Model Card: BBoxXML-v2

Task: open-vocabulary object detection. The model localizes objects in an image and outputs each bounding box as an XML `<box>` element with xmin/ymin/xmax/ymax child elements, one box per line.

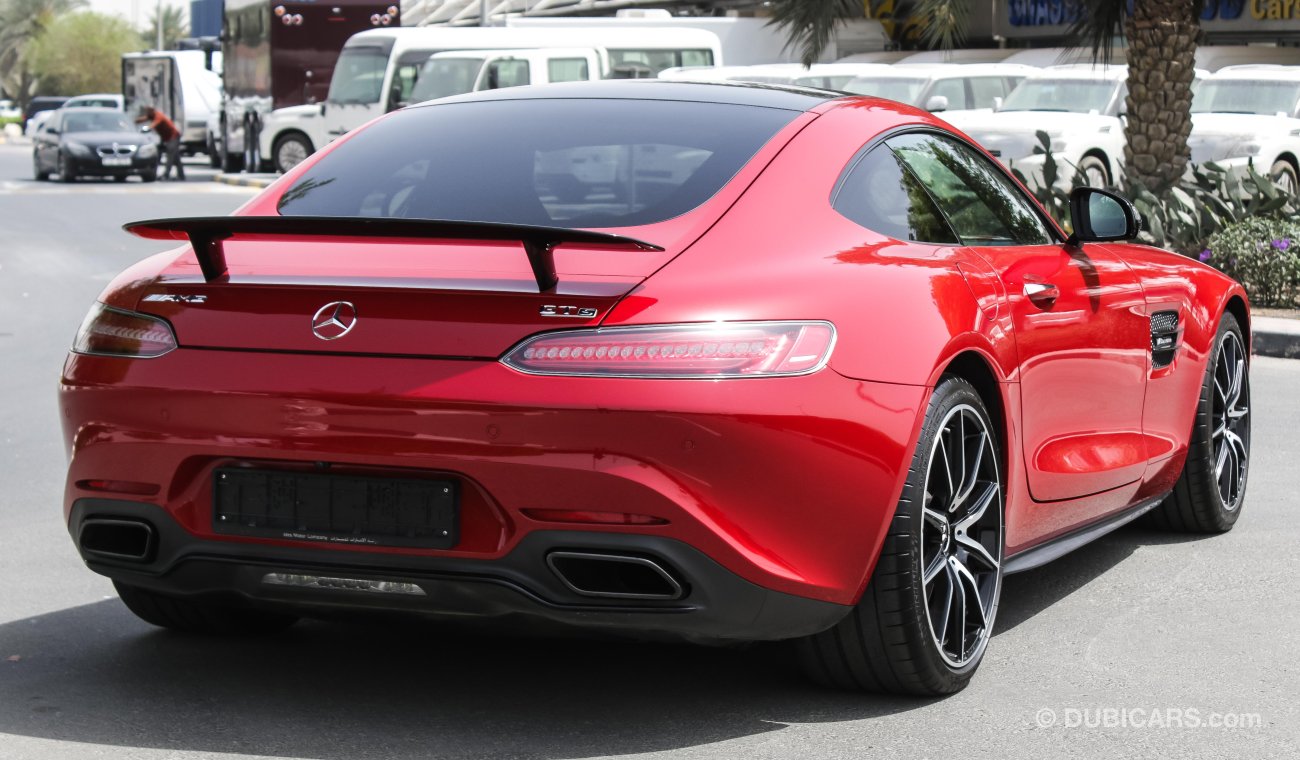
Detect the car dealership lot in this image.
<box><xmin>0</xmin><ymin>140</ymin><xmax>1297</xmax><ymax>759</ymax></box>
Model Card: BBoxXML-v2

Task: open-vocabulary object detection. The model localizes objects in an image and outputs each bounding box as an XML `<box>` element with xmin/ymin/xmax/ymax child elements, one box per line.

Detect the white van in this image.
<box><xmin>657</xmin><ymin>64</ymin><xmax>812</xmax><ymax>85</ymax></box>
<box><xmin>255</xmin><ymin>25</ymin><xmax>722</xmax><ymax>173</ymax></box>
<box><xmin>121</xmin><ymin>50</ymin><xmax>222</xmax><ymax>156</ymax></box>
<box><xmin>409</xmin><ymin>48</ymin><xmax>605</xmax><ymax>104</ymax></box>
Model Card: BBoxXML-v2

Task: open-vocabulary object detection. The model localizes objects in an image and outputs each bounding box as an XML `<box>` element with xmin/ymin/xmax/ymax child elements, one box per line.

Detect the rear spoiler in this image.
<box><xmin>123</xmin><ymin>216</ymin><xmax>664</xmax><ymax>292</ymax></box>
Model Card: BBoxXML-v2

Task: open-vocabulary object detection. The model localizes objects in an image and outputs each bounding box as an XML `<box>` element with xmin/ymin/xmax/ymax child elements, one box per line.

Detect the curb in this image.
<box><xmin>213</xmin><ymin>172</ymin><xmax>276</xmax><ymax>189</ymax></box>
<box><xmin>1252</xmin><ymin>316</ymin><xmax>1300</xmax><ymax>360</ymax></box>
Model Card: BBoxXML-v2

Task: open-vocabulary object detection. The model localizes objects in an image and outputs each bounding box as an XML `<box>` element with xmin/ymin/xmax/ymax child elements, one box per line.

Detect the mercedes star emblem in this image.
<box><xmin>311</xmin><ymin>301</ymin><xmax>357</xmax><ymax>341</ymax></box>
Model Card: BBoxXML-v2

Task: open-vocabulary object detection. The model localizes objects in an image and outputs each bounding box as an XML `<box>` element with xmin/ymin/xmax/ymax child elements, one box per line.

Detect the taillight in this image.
<box><xmin>502</xmin><ymin>321</ymin><xmax>835</xmax><ymax>378</ymax></box>
<box><xmin>72</xmin><ymin>303</ymin><xmax>177</xmax><ymax>358</ymax></box>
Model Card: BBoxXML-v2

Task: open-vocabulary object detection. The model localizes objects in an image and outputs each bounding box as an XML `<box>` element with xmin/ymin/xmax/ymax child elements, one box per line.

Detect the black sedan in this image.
<box><xmin>33</xmin><ymin>107</ymin><xmax>160</xmax><ymax>183</ymax></box>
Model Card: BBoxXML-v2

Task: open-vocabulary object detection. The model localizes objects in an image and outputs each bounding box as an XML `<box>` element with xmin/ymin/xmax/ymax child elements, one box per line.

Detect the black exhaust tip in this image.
<box><xmin>79</xmin><ymin>518</ymin><xmax>156</xmax><ymax>563</ymax></box>
<box><xmin>546</xmin><ymin>551</ymin><xmax>685</xmax><ymax>601</ymax></box>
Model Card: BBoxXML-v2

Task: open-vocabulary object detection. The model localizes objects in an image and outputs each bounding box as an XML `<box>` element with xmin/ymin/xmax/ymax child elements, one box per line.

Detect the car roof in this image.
<box><xmin>414</xmin><ymin>79</ymin><xmax>841</xmax><ymax>112</ymax></box>
<box><xmin>1210</xmin><ymin>64</ymin><xmax>1300</xmax><ymax>81</ymax></box>
<box><xmin>893</xmin><ymin>63</ymin><xmax>1039</xmax><ymax>77</ymax></box>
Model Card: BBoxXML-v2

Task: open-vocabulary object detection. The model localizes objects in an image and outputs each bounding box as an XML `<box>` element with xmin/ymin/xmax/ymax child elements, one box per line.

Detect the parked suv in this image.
<box><xmin>841</xmin><ymin>63</ymin><xmax>1036</xmax><ymax>122</ymax></box>
<box><xmin>957</xmin><ymin>65</ymin><xmax>1131</xmax><ymax>188</ymax></box>
<box><xmin>1189</xmin><ymin>64</ymin><xmax>1300</xmax><ymax>191</ymax></box>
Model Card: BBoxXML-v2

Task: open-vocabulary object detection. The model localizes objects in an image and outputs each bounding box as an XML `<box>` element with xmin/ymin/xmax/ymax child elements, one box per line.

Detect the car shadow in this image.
<box><xmin>0</xmin><ymin>522</ymin><xmax>1214</xmax><ymax>759</ymax></box>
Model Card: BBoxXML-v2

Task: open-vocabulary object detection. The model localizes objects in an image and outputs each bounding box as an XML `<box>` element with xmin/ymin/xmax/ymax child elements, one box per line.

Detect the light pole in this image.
<box><xmin>156</xmin><ymin>0</ymin><xmax>164</xmax><ymax>49</ymax></box>
<box><xmin>480</xmin><ymin>0</ymin><xmax>487</xmax><ymax>26</ymax></box>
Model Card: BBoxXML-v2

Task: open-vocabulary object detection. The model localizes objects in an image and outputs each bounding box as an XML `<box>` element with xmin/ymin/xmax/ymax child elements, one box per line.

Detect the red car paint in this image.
<box><xmin>60</xmin><ymin>85</ymin><xmax>1249</xmax><ymax>616</ymax></box>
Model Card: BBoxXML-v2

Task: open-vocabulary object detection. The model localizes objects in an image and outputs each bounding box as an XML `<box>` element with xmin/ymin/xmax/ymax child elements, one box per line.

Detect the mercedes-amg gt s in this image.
<box><xmin>60</xmin><ymin>81</ymin><xmax>1251</xmax><ymax>696</ymax></box>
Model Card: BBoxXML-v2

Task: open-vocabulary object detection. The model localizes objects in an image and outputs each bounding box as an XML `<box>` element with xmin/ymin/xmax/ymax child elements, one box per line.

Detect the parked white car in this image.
<box><xmin>1189</xmin><ymin>65</ymin><xmax>1300</xmax><ymax>191</ymax></box>
<box><xmin>790</xmin><ymin>63</ymin><xmax>893</xmax><ymax>91</ymax></box>
<box><xmin>840</xmin><ymin>63</ymin><xmax>1037</xmax><ymax>121</ymax></box>
<box><xmin>657</xmin><ymin>64</ymin><xmax>810</xmax><ymax>84</ymax></box>
<box><xmin>62</xmin><ymin>93</ymin><xmax>124</xmax><ymax>110</ymax></box>
<box><xmin>956</xmin><ymin>65</ymin><xmax>1131</xmax><ymax>188</ymax></box>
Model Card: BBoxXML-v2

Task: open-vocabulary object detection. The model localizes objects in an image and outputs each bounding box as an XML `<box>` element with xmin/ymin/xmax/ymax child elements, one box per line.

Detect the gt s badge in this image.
<box><xmin>143</xmin><ymin>294</ymin><xmax>208</xmax><ymax>304</ymax></box>
<box><xmin>540</xmin><ymin>305</ymin><xmax>599</xmax><ymax>319</ymax></box>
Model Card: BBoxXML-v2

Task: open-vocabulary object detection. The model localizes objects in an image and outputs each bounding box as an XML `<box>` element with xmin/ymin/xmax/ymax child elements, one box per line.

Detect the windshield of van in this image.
<box><xmin>277</xmin><ymin>98</ymin><xmax>798</xmax><ymax>229</ymax></box>
<box><xmin>328</xmin><ymin>47</ymin><xmax>389</xmax><ymax>104</ymax></box>
<box><xmin>1000</xmin><ymin>79</ymin><xmax>1118</xmax><ymax>113</ymax></box>
<box><xmin>1192</xmin><ymin>80</ymin><xmax>1300</xmax><ymax>116</ymax></box>
<box><xmin>842</xmin><ymin>77</ymin><xmax>927</xmax><ymax>105</ymax></box>
<box><xmin>410</xmin><ymin>57</ymin><xmax>485</xmax><ymax>103</ymax></box>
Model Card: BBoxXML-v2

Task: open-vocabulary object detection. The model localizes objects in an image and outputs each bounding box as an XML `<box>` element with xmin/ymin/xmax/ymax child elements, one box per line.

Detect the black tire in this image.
<box><xmin>114</xmin><ymin>581</ymin><xmax>299</xmax><ymax>635</ymax></box>
<box><xmin>220</xmin><ymin>119</ymin><xmax>244</xmax><ymax>173</ymax></box>
<box><xmin>140</xmin><ymin>169</ymin><xmax>157</xmax><ymax>183</ymax></box>
<box><xmin>58</xmin><ymin>154</ymin><xmax>76</xmax><ymax>183</ymax></box>
<box><xmin>1270</xmin><ymin>159</ymin><xmax>1297</xmax><ymax>195</ymax></box>
<box><xmin>1144</xmin><ymin>313</ymin><xmax>1250</xmax><ymax>533</ymax></box>
<box><xmin>1079</xmin><ymin>154</ymin><xmax>1110</xmax><ymax>188</ymax></box>
<box><xmin>796</xmin><ymin>377</ymin><xmax>1004</xmax><ymax>695</ymax></box>
<box><xmin>113</xmin><ymin>174</ymin><xmax>128</xmax><ymax>183</ymax></box>
<box><xmin>33</xmin><ymin>153</ymin><xmax>48</xmax><ymax>181</ymax></box>
<box><xmin>272</xmin><ymin>131</ymin><xmax>313</xmax><ymax>174</ymax></box>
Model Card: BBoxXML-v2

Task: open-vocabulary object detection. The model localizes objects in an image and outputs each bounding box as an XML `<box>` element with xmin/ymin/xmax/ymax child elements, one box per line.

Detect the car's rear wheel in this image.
<box><xmin>1144</xmin><ymin>313</ymin><xmax>1250</xmax><ymax>533</ymax></box>
<box><xmin>114</xmin><ymin>581</ymin><xmax>299</xmax><ymax>635</ymax></box>
<box><xmin>796</xmin><ymin>377</ymin><xmax>1003</xmax><ymax>695</ymax></box>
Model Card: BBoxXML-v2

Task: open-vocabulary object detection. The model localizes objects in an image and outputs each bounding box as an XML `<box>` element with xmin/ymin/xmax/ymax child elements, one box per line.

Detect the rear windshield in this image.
<box><xmin>277</xmin><ymin>98</ymin><xmax>799</xmax><ymax>229</ymax></box>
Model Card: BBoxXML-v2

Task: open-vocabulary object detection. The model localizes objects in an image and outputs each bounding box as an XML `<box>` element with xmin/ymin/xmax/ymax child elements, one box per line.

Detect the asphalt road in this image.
<box><xmin>1</xmin><ymin>140</ymin><xmax>1297</xmax><ymax>760</ymax></box>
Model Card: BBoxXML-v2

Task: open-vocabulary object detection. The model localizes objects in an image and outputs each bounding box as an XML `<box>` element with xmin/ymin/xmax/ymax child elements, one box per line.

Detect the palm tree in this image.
<box><xmin>0</xmin><ymin>0</ymin><xmax>87</xmax><ymax>108</ymax></box>
<box><xmin>766</xmin><ymin>0</ymin><xmax>1202</xmax><ymax>194</ymax></box>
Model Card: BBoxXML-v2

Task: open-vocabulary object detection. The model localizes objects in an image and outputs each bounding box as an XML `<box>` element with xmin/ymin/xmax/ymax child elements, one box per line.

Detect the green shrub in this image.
<box><xmin>1204</xmin><ymin>217</ymin><xmax>1300</xmax><ymax>307</ymax></box>
<box><xmin>1009</xmin><ymin>131</ymin><xmax>1298</xmax><ymax>260</ymax></box>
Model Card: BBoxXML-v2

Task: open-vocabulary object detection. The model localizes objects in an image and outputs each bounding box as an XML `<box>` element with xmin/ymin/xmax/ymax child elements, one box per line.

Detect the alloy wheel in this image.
<box><xmin>1211</xmin><ymin>331</ymin><xmax>1250</xmax><ymax>511</ymax></box>
<box><xmin>920</xmin><ymin>404</ymin><xmax>1002</xmax><ymax>668</ymax></box>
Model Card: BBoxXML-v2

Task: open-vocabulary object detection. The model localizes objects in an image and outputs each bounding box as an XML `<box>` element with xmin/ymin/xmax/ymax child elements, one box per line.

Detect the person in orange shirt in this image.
<box><xmin>134</xmin><ymin>106</ymin><xmax>185</xmax><ymax>181</ymax></box>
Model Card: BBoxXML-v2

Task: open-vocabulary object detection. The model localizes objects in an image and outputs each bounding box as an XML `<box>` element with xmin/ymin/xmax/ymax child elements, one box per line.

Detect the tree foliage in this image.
<box><xmin>0</xmin><ymin>0</ymin><xmax>86</xmax><ymax>105</ymax></box>
<box><xmin>143</xmin><ymin>4</ymin><xmax>188</xmax><ymax>52</ymax></box>
<box><xmin>29</xmin><ymin>11</ymin><xmax>140</xmax><ymax>96</ymax></box>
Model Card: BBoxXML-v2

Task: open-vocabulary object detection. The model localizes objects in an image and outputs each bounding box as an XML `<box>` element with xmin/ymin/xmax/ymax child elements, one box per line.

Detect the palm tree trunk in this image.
<box><xmin>1122</xmin><ymin>3</ymin><xmax>1200</xmax><ymax>192</ymax></box>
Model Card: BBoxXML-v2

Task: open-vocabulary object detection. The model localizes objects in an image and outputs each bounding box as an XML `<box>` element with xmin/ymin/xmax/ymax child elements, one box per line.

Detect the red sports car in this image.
<box><xmin>60</xmin><ymin>81</ymin><xmax>1251</xmax><ymax>696</ymax></box>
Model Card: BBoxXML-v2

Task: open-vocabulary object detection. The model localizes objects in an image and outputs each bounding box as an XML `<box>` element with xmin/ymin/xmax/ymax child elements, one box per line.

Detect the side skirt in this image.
<box><xmin>1003</xmin><ymin>493</ymin><xmax>1168</xmax><ymax>575</ymax></box>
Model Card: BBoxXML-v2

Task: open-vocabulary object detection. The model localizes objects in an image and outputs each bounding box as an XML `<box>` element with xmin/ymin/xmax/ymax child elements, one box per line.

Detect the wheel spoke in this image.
<box><xmin>935</xmin><ymin>436</ymin><xmax>955</xmax><ymax>506</ymax></box>
<box><xmin>951</xmin><ymin>430</ymin><xmax>987</xmax><ymax>512</ymax></box>
<box><xmin>954</xmin><ymin>482</ymin><xmax>998</xmax><ymax>533</ymax></box>
<box><xmin>951</xmin><ymin>559</ymin><xmax>969</xmax><ymax>661</ymax></box>
<box><xmin>956</xmin><ymin>531</ymin><xmax>999</xmax><ymax>572</ymax></box>
<box><xmin>923</xmin><ymin>551</ymin><xmax>947</xmax><ymax>585</ymax></box>
<box><xmin>952</xmin><ymin>558</ymin><xmax>988</xmax><ymax>631</ymax></box>
<box><xmin>932</xmin><ymin>563</ymin><xmax>955</xmax><ymax>648</ymax></box>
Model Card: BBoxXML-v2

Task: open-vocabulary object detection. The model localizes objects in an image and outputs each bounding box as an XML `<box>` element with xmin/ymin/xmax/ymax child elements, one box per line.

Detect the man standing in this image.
<box><xmin>135</xmin><ymin>106</ymin><xmax>185</xmax><ymax>181</ymax></box>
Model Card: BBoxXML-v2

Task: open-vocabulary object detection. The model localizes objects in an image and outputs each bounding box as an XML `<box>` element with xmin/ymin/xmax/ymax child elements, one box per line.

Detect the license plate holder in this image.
<box><xmin>213</xmin><ymin>468</ymin><xmax>458</xmax><ymax>549</ymax></box>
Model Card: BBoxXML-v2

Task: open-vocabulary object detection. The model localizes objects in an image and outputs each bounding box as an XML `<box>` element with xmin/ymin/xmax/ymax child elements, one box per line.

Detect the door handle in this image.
<box><xmin>1023</xmin><ymin>282</ymin><xmax>1059</xmax><ymax>307</ymax></box>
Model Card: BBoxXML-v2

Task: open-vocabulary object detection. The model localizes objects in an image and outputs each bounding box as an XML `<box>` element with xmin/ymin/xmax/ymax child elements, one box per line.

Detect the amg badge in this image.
<box><xmin>143</xmin><ymin>294</ymin><xmax>207</xmax><ymax>304</ymax></box>
<box><xmin>540</xmin><ymin>305</ymin><xmax>599</xmax><ymax>319</ymax></box>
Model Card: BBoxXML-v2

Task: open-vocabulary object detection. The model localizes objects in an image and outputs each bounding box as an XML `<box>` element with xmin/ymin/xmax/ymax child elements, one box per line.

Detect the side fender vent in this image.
<box><xmin>1151</xmin><ymin>310</ymin><xmax>1180</xmax><ymax>369</ymax></box>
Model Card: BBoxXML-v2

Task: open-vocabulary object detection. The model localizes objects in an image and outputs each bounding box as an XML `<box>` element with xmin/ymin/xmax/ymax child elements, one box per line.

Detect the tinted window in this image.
<box><xmin>833</xmin><ymin>145</ymin><xmax>959</xmax><ymax>244</ymax></box>
<box><xmin>278</xmin><ymin>98</ymin><xmax>797</xmax><ymax>229</ymax></box>
<box><xmin>887</xmin><ymin>133</ymin><xmax>1052</xmax><ymax>245</ymax></box>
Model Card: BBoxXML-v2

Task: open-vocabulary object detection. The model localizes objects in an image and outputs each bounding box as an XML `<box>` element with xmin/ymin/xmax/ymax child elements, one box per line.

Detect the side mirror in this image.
<box><xmin>1067</xmin><ymin>187</ymin><xmax>1140</xmax><ymax>245</ymax></box>
<box><xmin>924</xmin><ymin>94</ymin><xmax>949</xmax><ymax>113</ymax></box>
<box><xmin>387</xmin><ymin>84</ymin><xmax>404</xmax><ymax>112</ymax></box>
<box><xmin>319</xmin><ymin>102</ymin><xmax>327</xmax><ymax>117</ymax></box>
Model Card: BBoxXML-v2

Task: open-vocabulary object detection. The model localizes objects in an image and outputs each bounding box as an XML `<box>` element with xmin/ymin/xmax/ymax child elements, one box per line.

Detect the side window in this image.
<box><xmin>886</xmin><ymin>132</ymin><xmax>1053</xmax><ymax>246</ymax></box>
<box><xmin>969</xmin><ymin>78</ymin><xmax>1006</xmax><ymax>109</ymax></box>
<box><xmin>548</xmin><ymin>58</ymin><xmax>590</xmax><ymax>83</ymax></box>
<box><xmin>392</xmin><ymin>63</ymin><xmax>421</xmax><ymax>107</ymax></box>
<box><xmin>929</xmin><ymin>78</ymin><xmax>968</xmax><ymax>110</ymax></box>
<box><xmin>485</xmin><ymin>59</ymin><xmax>530</xmax><ymax>90</ymax></box>
<box><xmin>833</xmin><ymin>145</ymin><xmax>959</xmax><ymax>244</ymax></box>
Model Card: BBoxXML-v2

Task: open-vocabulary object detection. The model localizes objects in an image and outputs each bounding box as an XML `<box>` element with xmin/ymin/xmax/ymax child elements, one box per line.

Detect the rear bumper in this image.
<box><xmin>61</xmin><ymin>348</ymin><xmax>927</xmax><ymax>627</ymax></box>
<box><xmin>70</xmin><ymin>498</ymin><xmax>850</xmax><ymax>642</ymax></box>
